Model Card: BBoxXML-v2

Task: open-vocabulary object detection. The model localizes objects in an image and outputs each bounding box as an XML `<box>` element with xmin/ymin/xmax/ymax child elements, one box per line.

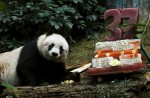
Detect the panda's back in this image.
<box><xmin>0</xmin><ymin>47</ymin><xmax>22</xmax><ymax>86</ymax></box>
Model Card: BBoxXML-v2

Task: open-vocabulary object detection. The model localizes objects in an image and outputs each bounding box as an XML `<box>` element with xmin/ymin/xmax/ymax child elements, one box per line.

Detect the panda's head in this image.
<box><xmin>37</xmin><ymin>33</ymin><xmax>69</xmax><ymax>62</ymax></box>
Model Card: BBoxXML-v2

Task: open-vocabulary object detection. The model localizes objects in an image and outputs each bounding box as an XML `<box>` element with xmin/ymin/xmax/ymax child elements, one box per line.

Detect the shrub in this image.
<box><xmin>0</xmin><ymin>0</ymin><xmax>105</xmax><ymax>52</ymax></box>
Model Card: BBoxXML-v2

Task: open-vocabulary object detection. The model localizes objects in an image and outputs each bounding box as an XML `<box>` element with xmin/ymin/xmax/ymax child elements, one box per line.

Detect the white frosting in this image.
<box><xmin>92</xmin><ymin>57</ymin><xmax>114</xmax><ymax>68</ymax></box>
<box><xmin>119</xmin><ymin>54</ymin><xmax>142</xmax><ymax>65</ymax></box>
<box><xmin>95</xmin><ymin>39</ymin><xmax>140</xmax><ymax>51</ymax></box>
<box><xmin>92</xmin><ymin>54</ymin><xmax>142</xmax><ymax>68</ymax></box>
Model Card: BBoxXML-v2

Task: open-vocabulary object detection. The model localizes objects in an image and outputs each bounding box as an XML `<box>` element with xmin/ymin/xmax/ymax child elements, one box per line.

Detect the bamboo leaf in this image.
<box><xmin>1</xmin><ymin>82</ymin><xmax>17</xmax><ymax>91</ymax></box>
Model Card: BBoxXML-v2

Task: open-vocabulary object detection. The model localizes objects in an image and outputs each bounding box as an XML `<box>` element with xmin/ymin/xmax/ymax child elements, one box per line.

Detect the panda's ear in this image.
<box><xmin>45</xmin><ymin>28</ymin><xmax>54</xmax><ymax>35</ymax></box>
<box><xmin>45</xmin><ymin>32</ymin><xmax>53</xmax><ymax>36</ymax></box>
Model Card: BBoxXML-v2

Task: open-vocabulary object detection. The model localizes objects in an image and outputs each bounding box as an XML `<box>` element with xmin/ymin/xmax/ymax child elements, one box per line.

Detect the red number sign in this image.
<box><xmin>104</xmin><ymin>8</ymin><xmax>139</xmax><ymax>41</ymax></box>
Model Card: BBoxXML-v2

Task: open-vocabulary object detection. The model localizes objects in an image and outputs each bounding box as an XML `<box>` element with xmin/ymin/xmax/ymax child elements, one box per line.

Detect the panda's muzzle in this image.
<box><xmin>52</xmin><ymin>52</ymin><xmax>58</xmax><ymax>57</ymax></box>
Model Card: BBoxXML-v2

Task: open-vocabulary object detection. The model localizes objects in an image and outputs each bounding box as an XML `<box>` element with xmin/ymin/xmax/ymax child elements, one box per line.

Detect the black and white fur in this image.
<box><xmin>0</xmin><ymin>33</ymin><xmax>79</xmax><ymax>86</ymax></box>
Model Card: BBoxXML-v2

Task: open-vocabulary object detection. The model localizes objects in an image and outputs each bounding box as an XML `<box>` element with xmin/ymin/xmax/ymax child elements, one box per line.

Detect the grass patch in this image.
<box><xmin>66</xmin><ymin>33</ymin><xmax>106</xmax><ymax>67</ymax></box>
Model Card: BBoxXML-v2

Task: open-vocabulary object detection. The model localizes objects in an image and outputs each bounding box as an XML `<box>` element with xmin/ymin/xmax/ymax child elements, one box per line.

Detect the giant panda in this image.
<box><xmin>0</xmin><ymin>33</ymin><xmax>79</xmax><ymax>86</ymax></box>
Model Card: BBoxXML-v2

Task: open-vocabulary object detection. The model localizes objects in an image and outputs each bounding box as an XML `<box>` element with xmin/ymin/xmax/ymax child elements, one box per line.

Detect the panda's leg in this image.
<box><xmin>19</xmin><ymin>72</ymin><xmax>41</xmax><ymax>86</ymax></box>
<box><xmin>17</xmin><ymin>66</ymin><xmax>41</xmax><ymax>86</ymax></box>
<box><xmin>21</xmin><ymin>73</ymin><xmax>40</xmax><ymax>86</ymax></box>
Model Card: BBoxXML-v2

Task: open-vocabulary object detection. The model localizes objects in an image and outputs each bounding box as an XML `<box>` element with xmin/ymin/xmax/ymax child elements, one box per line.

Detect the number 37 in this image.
<box><xmin>104</xmin><ymin>8</ymin><xmax>139</xmax><ymax>41</ymax></box>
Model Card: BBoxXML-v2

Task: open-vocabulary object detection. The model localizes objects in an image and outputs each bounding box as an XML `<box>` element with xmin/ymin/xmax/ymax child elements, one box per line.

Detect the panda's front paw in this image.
<box><xmin>63</xmin><ymin>72</ymin><xmax>80</xmax><ymax>82</ymax></box>
<box><xmin>72</xmin><ymin>72</ymin><xmax>80</xmax><ymax>82</ymax></box>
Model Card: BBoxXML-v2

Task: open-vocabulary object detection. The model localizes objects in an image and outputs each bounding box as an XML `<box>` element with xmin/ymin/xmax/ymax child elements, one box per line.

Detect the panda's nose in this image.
<box><xmin>52</xmin><ymin>52</ymin><xmax>58</xmax><ymax>57</ymax></box>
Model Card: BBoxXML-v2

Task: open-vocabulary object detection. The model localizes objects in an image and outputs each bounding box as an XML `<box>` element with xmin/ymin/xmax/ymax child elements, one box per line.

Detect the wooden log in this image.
<box><xmin>2</xmin><ymin>83</ymin><xmax>134</xmax><ymax>98</ymax></box>
<box><xmin>2</xmin><ymin>72</ymin><xmax>150</xmax><ymax>98</ymax></box>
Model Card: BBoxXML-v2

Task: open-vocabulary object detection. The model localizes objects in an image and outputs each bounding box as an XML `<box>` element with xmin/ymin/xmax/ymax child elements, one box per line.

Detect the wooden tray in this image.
<box><xmin>87</xmin><ymin>63</ymin><xmax>147</xmax><ymax>76</ymax></box>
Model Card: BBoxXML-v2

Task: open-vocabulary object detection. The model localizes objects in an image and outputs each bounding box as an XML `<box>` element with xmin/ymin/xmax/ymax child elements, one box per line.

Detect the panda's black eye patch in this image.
<box><xmin>60</xmin><ymin>46</ymin><xmax>64</xmax><ymax>54</ymax></box>
<box><xmin>48</xmin><ymin>43</ymin><xmax>54</xmax><ymax>50</ymax></box>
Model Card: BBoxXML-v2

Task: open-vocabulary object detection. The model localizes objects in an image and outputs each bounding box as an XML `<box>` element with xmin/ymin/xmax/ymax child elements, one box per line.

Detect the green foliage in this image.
<box><xmin>0</xmin><ymin>82</ymin><xmax>16</xmax><ymax>98</ymax></box>
<box><xmin>1</xmin><ymin>82</ymin><xmax>17</xmax><ymax>91</ymax></box>
<box><xmin>0</xmin><ymin>1</ymin><xmax>8</xmax><ymax>15</ymax></box>
<box><xmin>0</xmin><ymin>0</ymin><xmax>105</xmax><ymax>52</ymax></box>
